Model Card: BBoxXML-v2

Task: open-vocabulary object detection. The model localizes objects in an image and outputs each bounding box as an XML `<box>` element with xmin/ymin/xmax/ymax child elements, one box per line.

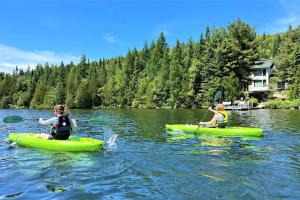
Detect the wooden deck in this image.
<box><xmin>224</xmin><ymin>105</ymin><xmax>262</xmax><ymax>111</ymax></box>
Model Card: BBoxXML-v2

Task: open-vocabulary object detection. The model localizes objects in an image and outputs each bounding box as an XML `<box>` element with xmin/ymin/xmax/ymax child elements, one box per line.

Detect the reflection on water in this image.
<box><xmin>1</xmin><ymin>108</ymin><xmax>300</xmax><ymax>199</ymax></box>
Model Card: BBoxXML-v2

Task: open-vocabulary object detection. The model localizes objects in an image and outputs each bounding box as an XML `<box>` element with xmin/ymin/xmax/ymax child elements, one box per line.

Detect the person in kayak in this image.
<box><xmin>34</xmin><ymin>105</ymin><xmax>77</xmax><ymax>140</ymax></box>
<box><xmin>199</xmin><ymin>104</ymin><xmax>228</xmax><ymax>128</ymax></box>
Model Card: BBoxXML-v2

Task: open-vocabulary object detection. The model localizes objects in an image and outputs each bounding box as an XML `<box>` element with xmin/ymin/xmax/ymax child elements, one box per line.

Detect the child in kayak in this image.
<box><xmin>34</xmin><ymin>105</ymin><xmax>77</xmax><ymax>140</ymax></box>
<box><xmin>199</xmin><ymin>104</ymin><xmax>228</xmax><ymax>128</ymax></box>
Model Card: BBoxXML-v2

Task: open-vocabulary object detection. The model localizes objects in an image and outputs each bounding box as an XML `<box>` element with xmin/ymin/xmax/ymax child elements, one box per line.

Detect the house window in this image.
<box><xmin>263</xmin><ymin>80</ymin><xmax>266</xmax><ymax>87</ymax></box>
<box><xmin>254</xmin><ymin>69</ymin><xmax>262</xmax><ymax>76</ymax></box>
<box><xmin>277</xmin><ymin>82</ymin><xmax>285</xmax><ymax>89</ymax></box>
<box><xmin>263</xmin><ymin>69</ymin><xmax>266</xmax><ymax>76</ymax></box>
<box><xmin>254</xmin><ymin>80</ymin><xmax>263</xmax><ymax>87</ymax></box>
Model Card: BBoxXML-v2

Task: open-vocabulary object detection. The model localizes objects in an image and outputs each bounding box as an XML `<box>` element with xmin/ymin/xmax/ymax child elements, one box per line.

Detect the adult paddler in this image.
<box><xmin>199</xmin><ymin>104</ymin><xmax>228</xmax><ymax>128</ymax></box>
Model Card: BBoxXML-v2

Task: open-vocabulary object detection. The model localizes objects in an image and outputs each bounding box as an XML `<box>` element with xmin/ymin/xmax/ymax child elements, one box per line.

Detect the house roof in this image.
<box><xmin>251</xmin><ymin>59</ymin><xmax>274</xmax><ymax>69</ymax></box>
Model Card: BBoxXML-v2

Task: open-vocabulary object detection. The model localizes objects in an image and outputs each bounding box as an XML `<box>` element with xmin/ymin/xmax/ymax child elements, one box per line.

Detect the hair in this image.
<box><xmin>54</xmin><ymin>105</ymin><xmax>69</xmax><ymax>116</ymax></box>
<box><xmin>216</xmin><ymin>104</ymin><xmax>224</xmax><ymax>111</ymax></box>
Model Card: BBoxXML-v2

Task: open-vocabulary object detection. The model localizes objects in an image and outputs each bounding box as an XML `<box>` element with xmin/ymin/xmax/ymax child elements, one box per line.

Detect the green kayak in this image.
<box><xmin>165</xmin><ymin>124</ymin><xmax>264</xmax><ymax>137</ymax></box>
<box><xmin>9</xmin><ymin>133</ymin><xmax>103</xmax><ymax>152</ymax></box>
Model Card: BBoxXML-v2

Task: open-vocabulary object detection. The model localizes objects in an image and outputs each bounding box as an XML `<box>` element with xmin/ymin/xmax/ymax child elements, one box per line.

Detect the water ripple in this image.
<box><xmin>1</xmin><ymin>108</ymin><xmax>300</xmax><ymax>199</ymax></box>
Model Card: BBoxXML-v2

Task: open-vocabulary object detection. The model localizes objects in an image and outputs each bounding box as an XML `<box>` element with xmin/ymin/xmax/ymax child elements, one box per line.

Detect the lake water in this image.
<box><xmin>1</xmin><ymin>108</ymin><xmax>300</xmax><ymax>199</ymax></box>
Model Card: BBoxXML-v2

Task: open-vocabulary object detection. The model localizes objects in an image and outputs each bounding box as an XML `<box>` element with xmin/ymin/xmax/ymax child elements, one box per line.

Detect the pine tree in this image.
<box><xmin>75</xmin><ymin>79</ymin><xmax>92</xmax><ymax>108</ymax></box>
<box><xmin>227</xmin><ymin>18</ymin><xmax>258</xmax><ymax>81</ymax></box>
<box><xmin>30</xmin><ymin>78</ymin><xmax>47</xmax><ymax>108</ymax></box>
<box><xmin>167</xmin><ymin>39</ymin><xmax>184</xmax><ymax>108</ymax></box>
<box><xmin>289</xmin><ymin>46</ymin><xmax>300</xmax><ymax>98</ymax></box>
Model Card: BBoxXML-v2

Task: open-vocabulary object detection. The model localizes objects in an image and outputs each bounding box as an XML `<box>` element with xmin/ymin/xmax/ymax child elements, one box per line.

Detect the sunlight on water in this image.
<box><xmin>1</xmin><ymin>108</ymin><xmax>300</xmax><ymax>199</ymax></box>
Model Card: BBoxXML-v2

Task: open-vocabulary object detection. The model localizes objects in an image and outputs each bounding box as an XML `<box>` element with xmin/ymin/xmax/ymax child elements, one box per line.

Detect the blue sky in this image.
<box><xmin>0</xmin><ymin>0</ymin><xmax>300</xmax><ymax>73</ymax></box>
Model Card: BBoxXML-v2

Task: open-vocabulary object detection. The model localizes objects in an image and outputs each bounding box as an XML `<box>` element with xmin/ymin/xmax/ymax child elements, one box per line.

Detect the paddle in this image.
<box><xmin>3</xmin><ymin>115</ymin><xmax>80</xmax><ymax>125</ymax></box>
<box><xmin>3</xmin><ymin>115</ymin><xmax>108</xmax><ymax>127</ymax></box>
<box><xmin>3</xmin><ymin>115</ymin><xmax>26</xmax><ymax>123</ymax></box>
<box><xmin>194</xmin><ymin>90</ymin><xmax>223</xmax><ymax>132</ymax></box>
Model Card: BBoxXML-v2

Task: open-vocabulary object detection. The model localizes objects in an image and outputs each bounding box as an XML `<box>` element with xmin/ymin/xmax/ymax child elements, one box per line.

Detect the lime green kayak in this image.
<box><xmin>9</xmin><ymin>133</ymin><xmax>103</xmax><ymax>152</ymax></box>
<box><xmin>165</xmin><ymin>124</ymin><xmax>264</xmax><ymax>137</ymax></box>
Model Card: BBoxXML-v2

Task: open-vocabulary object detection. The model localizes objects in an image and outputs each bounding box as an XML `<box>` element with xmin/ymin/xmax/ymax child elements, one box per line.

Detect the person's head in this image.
<box><xmin>53</xmin><ymin>105</ymin><xmax>69</xmax><ymax>116</ymax></box>
<box><xmin>216</xmin><ymin>104</ymin><xmax>225</xmax><ymax>112</ymax></box>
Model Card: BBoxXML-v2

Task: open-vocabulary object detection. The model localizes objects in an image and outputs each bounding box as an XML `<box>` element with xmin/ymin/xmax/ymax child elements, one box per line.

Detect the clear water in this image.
<box><xmin>1</xmin><ymin>109</ymin><xmax>300</xmax><ymax>199</ymax></box>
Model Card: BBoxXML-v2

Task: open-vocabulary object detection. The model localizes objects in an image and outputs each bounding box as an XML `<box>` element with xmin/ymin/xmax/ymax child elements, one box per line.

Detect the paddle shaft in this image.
<box><xmin>200</xmin><ymin>109</ymin><xmax>209</xmax><ymax>122</ymax></box>
<box><xmin>195</xmin><ymin>91</ymin><xmax>221</xmax><ymax>132</ymax></box>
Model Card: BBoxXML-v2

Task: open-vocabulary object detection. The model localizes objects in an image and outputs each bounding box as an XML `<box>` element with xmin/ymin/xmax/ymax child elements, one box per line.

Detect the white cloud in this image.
<box><xmin>0</xmin><ymin>44</ymin><xmax>79</xmax><ymax>73</ymax></box>
<box><xmin>277</xmin><ymin>15</ymin><xmax>299</xmax><ymax>25</ymax></box>
<box><xmin>260</xmin><ymin>15</ymin><xmax>300</xmax><ymax>34</ymax></box>
<box><xmin>259</xmin><ymin>0</ymin><xmax>300</xmax><ymax>34</ymax></box>
<box><xmin>103</xmin><ymin>33</ymin><xmax>120</xmax><ymax>44</ymax></box>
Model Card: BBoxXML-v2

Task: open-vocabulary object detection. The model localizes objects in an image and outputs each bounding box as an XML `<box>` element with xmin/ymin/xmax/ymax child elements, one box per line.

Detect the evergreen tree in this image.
<box><xmin>167</xmin><ymin>39</ymin><xmax>184</xmax><ymax>108</ymax></box>
<box><xmin>272</xmin><ymin>34</ymin><xmax>281</xmax><ymax>57</ymax></box>
<box><xmin>76</xmin><ymin>79</ymin><xmax>92</xmax><ymax>108</ymax></box>
<box><xmin>55</xmin><ymin>81</ymin><xmax>65</xmax><ymax>105</ymax></box>
<box><xmin>222</xmin><ymin>72</ymin><xmax>240</xmax><ymax>102</ymax></box>
<box><xmin>272</xmin><ymin>38</ymin><xmax>295</xmax><ymax>87</ymax></box>
<box><xmin>30</xmin><ymin>78</ymin><xmax>47</xmax><ymax>108</ymax></box>
<box><xmin>227</xmin><ymin>18</ymin><xmax>258</xmax><ymax>81</ymax></box>
<box><xmin>65</xmin><ymin>67</ymin><xmax>77</xmax><ymax>107</ymax></box>
<box><xmin>289</xmin><ymin>46</ymin><xmax>300</xmax><ymax>98</ymax></box>
<box><xmin>146</xmin><ymin>32</ymin><xmax>169</xmax><ymax>107</ymax></box>
<box><xmin>0</xmin><ymin>19</ymin><xmax>299</xmax><ymax>109</ymax></box>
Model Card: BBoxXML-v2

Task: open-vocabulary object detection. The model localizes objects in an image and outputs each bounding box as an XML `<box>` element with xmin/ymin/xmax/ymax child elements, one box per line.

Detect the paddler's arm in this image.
<box><xmin>199</xmin><ymin>107</ymin><xmax>217</xmax><ymax>125</ymax></box>
<box><xmin>39</xmin><ymin>117</ymin><xmax>56</xmax><ymax>125</ymax></box>
<box><xmin>208</xmin><ymin>107</ymin><xmax>218</xmax><ymax>114</ymax></box>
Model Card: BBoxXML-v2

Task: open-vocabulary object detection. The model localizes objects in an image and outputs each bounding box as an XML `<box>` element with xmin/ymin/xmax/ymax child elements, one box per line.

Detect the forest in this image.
<box><xmin>0</xmin><ymin>19</ymin><xmax>300</xmax><ymax>109</ymax></box>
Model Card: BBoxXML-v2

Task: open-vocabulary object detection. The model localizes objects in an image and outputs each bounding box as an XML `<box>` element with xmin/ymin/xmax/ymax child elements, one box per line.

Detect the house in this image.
<box><xmin>248</xmin><ymin>59</ymin><xmax>275</xmax><ymax>93</ymax></box>
<box><xmin>246</xmin><ymin>59</ymin><xmax>290</xmax><ymax>100</ymax></box>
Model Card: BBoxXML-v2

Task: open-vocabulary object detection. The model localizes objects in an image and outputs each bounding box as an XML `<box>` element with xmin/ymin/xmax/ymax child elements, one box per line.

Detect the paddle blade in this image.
<box><xmin>3</xmin><ymin>116</ymin><xmax>24</xmax><ymax>123</ymax></box>
<box><xmin>213</xmin><ymin>90</ymin><xmax>223</xmax><ymax>105</ymax></box>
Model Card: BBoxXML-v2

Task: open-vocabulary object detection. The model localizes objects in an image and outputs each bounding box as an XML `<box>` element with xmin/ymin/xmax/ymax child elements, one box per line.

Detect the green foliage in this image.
<box><xmin>249</xmin><ymin>97</ymin><xmax>259</xmax><ymax>106</ymax></box>
<box><xmin>30</xmin><ymin>79</ymin><xmax>47</xmax><ymax>108</ymax></box>
<box><xmin>256</xmin><ymin>34</ymin><xmax>274</xmax><ymax>59</ymax></box>
<box><xmin>290</xmin><ymin>99</ymin><xmax>300</xmax><ymax>108</ymax></box>
<box><xmin>265</xmin><ymin>98</ymin><xmax>283</xmax><ymax>109</ymax></box>
<box><xmin>222</xmin><ymin>72</ymin><xmax>240</xmax><ymax>102</ymax></box>
<box><xmin>75</xmin><ymin>79</ymin><xmax>92</xmax><ymax>108</ymax></box>
<box><xmin>289</xmin><ymin>46</ymin><xmax>300</xmax><ymax>98</ymax></box>
<box><xmin>17</xmin><ymin>92</ymin><xmax>31</xmax><ymax>107</ymax></box>
<box><xmin>227</xmin><ymin>18</ymin><xmax>258</xmax><ymax>80</ymax></box>
<box><xmin>0</xmin><ymin>96</ymin><xmax>10</xmax><ymax>108</ymax></box>
<box><xmin>0</xmin><ymin>19</ymin><xmax>300</xmax><ymax>109</ymax></box>
<box><xmin>42</xmin><ymin>87</ymin><xmax>56</xmax><ymax>108</ymax></box>
<box><xmin>265</xmin><ymin>98</ymin><xmax>294</xmax><ymax>109</ymax></box>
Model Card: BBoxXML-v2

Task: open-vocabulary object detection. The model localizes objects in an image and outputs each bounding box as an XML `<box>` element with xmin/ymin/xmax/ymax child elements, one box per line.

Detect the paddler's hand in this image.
<box><xmin>208</xmin><ymin>107</ymin><xmax>212</xmax><ymax>111</ymax></box>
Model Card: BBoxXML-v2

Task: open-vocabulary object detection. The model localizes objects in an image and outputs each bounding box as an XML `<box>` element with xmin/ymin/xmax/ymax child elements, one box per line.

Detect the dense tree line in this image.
<box><xmin>0</xmin><ymin>19</ymin><xmax>300</xmax><ymax>109</ymax></box>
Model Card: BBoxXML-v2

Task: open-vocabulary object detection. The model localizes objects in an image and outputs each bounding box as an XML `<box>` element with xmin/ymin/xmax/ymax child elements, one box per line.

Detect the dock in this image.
<box><xmin>223</xmin><ymin>101</ymin><xmax>263</xmax><ymax>111</ymax></box>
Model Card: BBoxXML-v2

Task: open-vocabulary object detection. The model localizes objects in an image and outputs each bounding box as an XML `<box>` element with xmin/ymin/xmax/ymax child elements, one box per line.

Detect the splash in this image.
<box><xmin>103</xmin><ymin>127</ymin><xmax>118</xmax><ymax>150</ymax></box>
